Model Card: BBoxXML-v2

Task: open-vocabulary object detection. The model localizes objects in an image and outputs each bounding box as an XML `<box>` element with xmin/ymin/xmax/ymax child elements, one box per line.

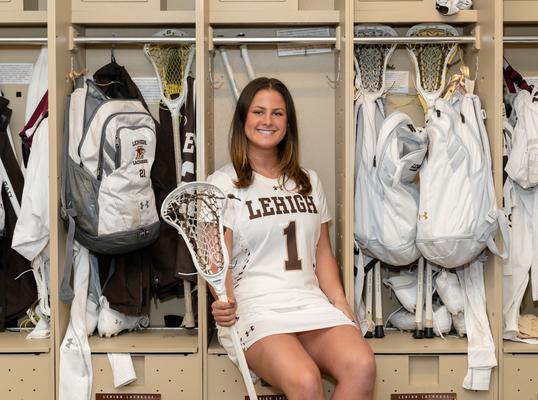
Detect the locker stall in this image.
<box><xmin>200</xmin><ymin>2</ymin><xmax>350</xmax><ymax>398</ymax></box>
<box><xmin>49</xmin><ymin>1</ymin><xmax>205</xmax><ymax>397</ymax></box>
<box><xmin>502</xmin><ymin>1</ymin><xmax>538</xmax><ymax>398</ymax></box>
<box><xmin>0</xmin><ymin>1</ymin><xmax>53</xmax><ymax>398</ymax></box>
<box><xmin>352</xmin><ymin>1</ymin><xmax>503</xmax><ymax>399</ymax></box>
<box><xmin>205</xmin><ymin>21</ymin><xmax>344</xmax><ymax>399</ymax></box>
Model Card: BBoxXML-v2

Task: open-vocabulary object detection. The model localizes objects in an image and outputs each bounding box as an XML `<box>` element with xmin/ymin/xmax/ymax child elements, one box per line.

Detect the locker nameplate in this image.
<box><xmin>391</xmin><ymin>394</ymin><xmax>456</xmax><ymax>400</ymax></box>
<box><xmin>96</xmin><ymin>395</ymin><xmax>161</xmax><ymax>400</ymax></box>
<box><xmin>244</xmin><ymin>396</ymin><xmax>287</xmax><ymax>400</ymax></box>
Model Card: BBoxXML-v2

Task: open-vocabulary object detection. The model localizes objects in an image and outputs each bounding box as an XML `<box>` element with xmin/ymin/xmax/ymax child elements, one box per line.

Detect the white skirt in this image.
<box><xmin>217</xmin><ymin>293</ymin><xmax>355</xmax><ymax>369</ymax></box>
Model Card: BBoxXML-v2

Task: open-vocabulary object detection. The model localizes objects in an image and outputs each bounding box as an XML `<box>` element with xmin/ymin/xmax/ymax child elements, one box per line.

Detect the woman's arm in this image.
<box><xmin>210</xmin><ymin>227</ymin><xmax>238</xmax><ymax>327</ymax></box>
<box><xmin>315</xmin><ymin>222</ymin><xmax>357</xmax><ymax>323</ymax></box>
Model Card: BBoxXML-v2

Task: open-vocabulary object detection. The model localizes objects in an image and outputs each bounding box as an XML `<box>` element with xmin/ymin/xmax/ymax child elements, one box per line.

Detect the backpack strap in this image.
<box><xmin>59</xmin><ymin>93</ymin><xmax>77</xmax><ymax>304</ymax></box>
<box><xmin>470</xmin><ymin>94</ymin><xmax>509</xmax><ymax>260</ymax></box>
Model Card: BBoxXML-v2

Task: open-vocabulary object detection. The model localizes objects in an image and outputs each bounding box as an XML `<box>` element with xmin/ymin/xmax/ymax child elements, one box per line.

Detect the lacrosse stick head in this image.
<box><xmin>406</xmin><ymin>24</ymin><xmax>459</xmax><ymax>110</ymax></box>
<box><xmin>354</xmin><ymin>25</ymin><xmax>397</xmax><ymax>99</ymax></box>
<box><xmin>144</xmin><ymin>29</ymin><xmax>195</xmax><ymax>114</ymax></box>
<box><xmin>161</xmin><ymin>182</ymin><xmax>229</xmax><ymax>296</ymax></box>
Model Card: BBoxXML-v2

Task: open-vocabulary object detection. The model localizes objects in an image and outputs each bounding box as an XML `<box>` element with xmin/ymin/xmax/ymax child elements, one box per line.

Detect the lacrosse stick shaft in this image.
<box><xmin>219</xmin><ymin>48</ymin><xmax>240</xmax><ymax>101</ymax></box>
<box><xmin>240</xmin><ymin>45</ymin><xmax>255</xmax><ymax>81</ymax></box>
<box><xmin>424</xmin><ymin>261</ymin><xmax>434</xmax><ymax>338</ymax></box>
<box><xmin>170</xmin><ymin>111</ymin><xmax>195</xmax><ymax>329</ymax></box>
<box><xmin>374</xmin><ymin>261</ymin><xmax>384</xmax><ymax>338</ymax></box>
<box><xmin>414</xmin><ymin>258</ymin><xmax>424</xmax><ymax>339</ymax></box>
<box><xmin>218</xmin><ymin>292</ymin><xmax>258</xmax><ymax>400</ymax></box>
<box><xmin>365</xmin><ymin>269</ymin><xmax>374</xmax><ymax>338</ymax></box>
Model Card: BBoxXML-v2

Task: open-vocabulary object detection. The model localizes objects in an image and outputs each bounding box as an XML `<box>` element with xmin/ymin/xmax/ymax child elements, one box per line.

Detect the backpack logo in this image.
<box><xmin>135</xmin><ymin>145</ymin><xmax>145</xmax><ymax>160</ymax></box>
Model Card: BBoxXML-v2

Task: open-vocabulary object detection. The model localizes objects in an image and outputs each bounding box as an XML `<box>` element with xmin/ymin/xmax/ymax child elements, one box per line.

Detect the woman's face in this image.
<box><xmin>244</xmin><ymin>89</ymin><xmax>288</xmax><ymax>153</ymax></box>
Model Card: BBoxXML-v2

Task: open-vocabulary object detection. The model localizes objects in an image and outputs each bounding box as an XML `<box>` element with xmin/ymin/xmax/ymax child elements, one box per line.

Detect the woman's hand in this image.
<box><xmin>211</xmin><ymin>297</ymin><xmax>238</xmax><ymax>327</ymax></box>
<box><xmin>333</xmin><ymin>296</ymin><xmax>358</xmax><ymax>325</ymax></box>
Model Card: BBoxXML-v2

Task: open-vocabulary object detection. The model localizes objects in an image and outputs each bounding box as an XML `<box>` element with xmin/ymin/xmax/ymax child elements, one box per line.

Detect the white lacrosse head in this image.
<box><xmin>144</xmin><ymin>29</ymin><xmax>195</xmax><ymax>115</ymax></box>
<box><xmin>160</xmin><ymin>182</ymin><xmax>229</xmax><ymax>295</ymax></box>
<box><xmin>406</xmin><ymin>24</ymin><xmax>459</xmax><ymax>110</ymax></box>
<box><xmin>354</xmin><ymin>25</ymin><xmax>397</xmax><ymax>99</ymax></box>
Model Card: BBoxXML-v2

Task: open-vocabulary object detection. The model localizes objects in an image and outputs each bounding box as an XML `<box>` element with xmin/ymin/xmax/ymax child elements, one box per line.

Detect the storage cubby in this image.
<box><xmin>502</xmin><ymin>6</ymin><xmax>538</xmax><ymax>398</ymax></box>
<box><xmin>351</xmin><ymin>1</ymin><xmax>503</xmax><ymax>399</ymax></box>
<box><xmin>0</xmin><ymin>20</ymin><xmax>52</xmax><ymax>400</ymax></box>
<box><xmin>91</xmin><ymin>353</ymin><xmax>200</xmax><ymax>398</ymax></box>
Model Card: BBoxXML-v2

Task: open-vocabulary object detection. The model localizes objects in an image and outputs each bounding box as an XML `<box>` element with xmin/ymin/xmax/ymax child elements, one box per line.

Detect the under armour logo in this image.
<box><xmin>419</xmin><ymin>211</ymin><xmax>428</xmax><ymax>220</ymax></box>
<box><xmin>65</xmin><ymin>338</ymin><xmax>75</xmax><ymax>349</ymax></box>
<box><xmin>140</xmin><ymin>200</ymin><xmax>150</xmax><ymax>210</ymax></box>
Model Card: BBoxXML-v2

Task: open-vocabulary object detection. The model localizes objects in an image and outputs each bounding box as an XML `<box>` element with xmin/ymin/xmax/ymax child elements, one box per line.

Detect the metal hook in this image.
<box><xmin>111</xmin><ymin>33</ymin><xmax>116</xmax><ymax>63</ymax></box>
<box><xmin>326</xmin><ymin>49</ymin><xmax>341</xmax><ymax>89</ymax></box>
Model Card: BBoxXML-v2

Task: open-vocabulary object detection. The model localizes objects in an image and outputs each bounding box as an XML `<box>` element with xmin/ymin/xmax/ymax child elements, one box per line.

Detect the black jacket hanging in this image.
<box><xmin>0</xmin><ymin>96</ymin><xmax>36</xmax><ymax>330</ymax></box>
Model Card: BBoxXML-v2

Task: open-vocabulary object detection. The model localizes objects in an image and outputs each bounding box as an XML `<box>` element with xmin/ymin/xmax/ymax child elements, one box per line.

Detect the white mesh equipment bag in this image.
<box><xmin>416</xmin><ymin>93</ymin><xmax>508</xmax><ymax>268</ymax></box>
<box><xmin>355</xmin><ymin>111</ymin><xmax>428</xmax><ymax>265</ymax></box>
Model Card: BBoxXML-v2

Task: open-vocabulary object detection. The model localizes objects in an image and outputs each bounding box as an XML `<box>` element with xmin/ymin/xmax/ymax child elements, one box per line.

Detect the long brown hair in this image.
<box><xmin>229</xmin><ymin>77</ymin><xmax>311</xmax><ymax>195</ymax></box>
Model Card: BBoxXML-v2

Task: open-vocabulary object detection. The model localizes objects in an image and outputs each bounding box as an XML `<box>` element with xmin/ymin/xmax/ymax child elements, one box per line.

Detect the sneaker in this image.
<box><xmin>97</xmin><ymin>296</ymin><xmax>149</xmax><ymax>338</ymax></box>
<box><xmin>384</xmin><ymin>269</ymin><xmax>418</xmax><ymax>313</ymax></box>
<box><xmin>435</xmin><ymin>270</ymin><xmax>464</xmax><ymax>315</ymax></box>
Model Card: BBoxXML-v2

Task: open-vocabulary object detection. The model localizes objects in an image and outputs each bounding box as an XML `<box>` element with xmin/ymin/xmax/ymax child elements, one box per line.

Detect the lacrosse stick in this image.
<box><xmin>218</xmin><ymin>47</ymin><xmax>241</xmax><ymax>101</ymax></box>
<box><xmin>364</xmin><ymin>266</ymin><xmax>374</xmax><ymax>338</ymax></box>
<box><xmin>413</xmin><ymin>258</ymin><xmax>424</xmax><ymax>339</ymax></box>
<box><xmin>424</xmin><ymin>260</ymin><xmax>434</xmax><ymax>338</ymax></box>
<box><xmin>406</xmin><ymin>24</ymin><xmax>459</xmax><ymax>114</ymax></box>
<box><xmin>218</xmin><ymin>37</ymin><xmax>256</xmax><ymax>102</ymax></box>
<box><xmin>161</xmin><ymin>182</ymin><xmax>258</xmax><ymax>400</ymax></box>
<box><xmin>406</xmin><ymin>24</ymin><xmax>457</xmax><ymax>335</ymax></box>
<box><xmin>354</xmin><ymin>25</ymin><xmax>397</xmax><ymax>338</ymax></box>
<box><xmin>354</xmin><ymin>25</ymin><xmax>397</xmax><ymax>100</ymax></box>
<box><xmin>145</xmin><ymin>29</ymin><xmax>196</xmax><ymax>329</ymax></box>
<box><xmin>374</xmin><ymin>261</ymin><xmax>385</xmax><ymax>338</ymax></box>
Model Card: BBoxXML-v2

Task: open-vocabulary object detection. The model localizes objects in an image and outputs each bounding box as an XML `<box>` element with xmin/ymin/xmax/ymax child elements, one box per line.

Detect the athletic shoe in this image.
<box><xmin>452</xmin><ymin>311</ymin><xmax>466</xmax><ymax>337</ymax></box>
<box><xmin>97</xmin><ymin>296</ymin><xmax>149</xmax><ymax>338</ymax></box>
<box><xmin>434</xmin><ymin>269</ymin><xmax>464</xmax><ymax>315</ymax></box>
<box><xmin>436</xmin><ymin>0</ymin><xmax>472</xmax><ymax>15</ymax></box>
<box><xmin>384</xmin><ymin>269</ymin><xmax>418</xmax><ymax>313</ymax></box>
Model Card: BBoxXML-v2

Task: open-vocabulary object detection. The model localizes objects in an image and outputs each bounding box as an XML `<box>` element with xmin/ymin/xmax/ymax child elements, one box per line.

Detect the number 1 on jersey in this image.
<box><xmin>283</xmin><ymin>221</ymin><xmax>302</xmax><ymax>271</ymax></box>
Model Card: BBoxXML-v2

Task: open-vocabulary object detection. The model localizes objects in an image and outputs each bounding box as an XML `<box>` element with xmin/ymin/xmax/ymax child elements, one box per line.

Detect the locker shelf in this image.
<box><xmin>0</xmin><ymin>12</ymin><xmax>47</xmax><ymax>25</ymax></box>
<box><xmin>210</xmin><ymin>10</ymin><xmax>340</xmax><ymax>25</ymax></box>
<box><xmin>0</xmin><ymin>331</ymin><xmax>50</xmax><ymax>353</ymax></box>
<box><xmin>368</xmin><ymin>330</ymin><xmax>469</xmax><ymax>354</ymax></box>
<box><xmin>72</xmin><ymin>11</ymin><xmax>196</xmax><ymax>25</ymax></box>
<box><xmin>354</xmin><ymin>5</ymin><xmax>477</xmax><ymax>24</ymax></box>
<box><xmin>504</xmin><ymin>1</ymin><xmax>538</xmax><ymax>23</ymax></box>
<box><xmin>503</xmin><ymin>340</ymin><xmax>538</xmax><ymax>354</ymax></box>
<box><xmin>89</xmin><ymin>328</ymin><xmax>198</xmax><ymax>354</ymax></box>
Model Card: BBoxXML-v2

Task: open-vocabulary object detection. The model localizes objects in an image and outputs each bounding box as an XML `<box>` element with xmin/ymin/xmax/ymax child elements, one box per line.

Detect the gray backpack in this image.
<box><xmin>60</xmin><ymin>78</ymin><xmax>159</xmax><ymax>302</ymax></box>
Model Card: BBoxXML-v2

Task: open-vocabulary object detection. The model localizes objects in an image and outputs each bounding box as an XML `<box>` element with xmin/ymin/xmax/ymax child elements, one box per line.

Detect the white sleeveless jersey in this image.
<box><xmin>207</xmin><ymin>164</ymin><xmax>353</xmax><ymax>355</ymax></box>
